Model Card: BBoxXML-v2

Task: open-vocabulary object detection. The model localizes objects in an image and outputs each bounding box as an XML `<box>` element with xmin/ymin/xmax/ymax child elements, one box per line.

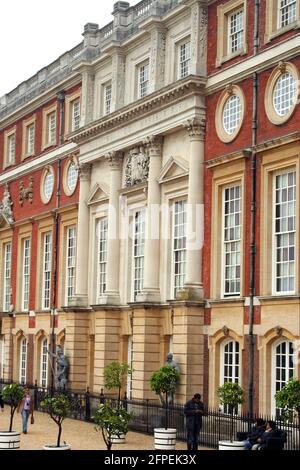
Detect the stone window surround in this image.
<box><xmin>210</xmin><ymin>167</ymin><xmax>245</xmax><ymax>300</ymax></box>
<box><xmin>63</xmin><ymin>155</ymin><xmax>79</xmax><ymax>197</ymax></box>
<box><xmin>57</xmin><ymin>216</ymin><xmax>78</xmax><ymax>308</ymax></box>
<box><xmin>3</xmin><ymin>127</ymin><xmax>16</xmax><ymax>170</ymax></box>
<box><xmin>101</xmin><ymin>80</ymin><xmax>112</xmax><ymax>117</ymax></box>
<box><xmin>16</xmin><ymin>226</ymin><xmax>32</xmax><ymax>312</ymax></box>
<box><xmin>216</xmin><ymin>0</ymin><xmax>248</xmax><ymax>67</ymax></box>
<box><xmin>0</xmin><ymin>234</ymin><xmax>12</xmax><ymax>312</ymax></box>
<box><xmin>264</xmin><ymin>61</ymin><xmax>300</xmax><ymax>126</ymax></box>
<box><xmin>42</xmin><ymin>103</ymin><xmax>58</xmax><ymax>150</ymax></box>
<box><xmin>260</xmin><ymin>156</ymin><xmax>299</xmax><ymax>296</ymax></box>
<box><xmin>90</xmin><ymin>207</ymin><xmax>108</xmax><ymax>305</ymax></box>
<box><xmin>35</xmin><ymin>222</ymin><xmax>53</xmax><ymax>311</ymax></box>
<box><xmin>132</xmin><ymin>53</ymin><xmax>150</xmax><ymax>102</ymax></box>
<box><xmin>65</xmin><ymin>91</ymin><xmax>81</xmax><ymax>135</ymax></box>
<box><xmin>34</xmin><ymin>330</ymin><xmax>50</xmax><ymax>388</ymax></box>
<box><xmin>265</xmin><ymin>0</ymin><xmax>300</xmax><ymax>43</ymax></box>
<box><xmin>129</xmin><ymin>206</ymin><xmax>146</xmax><ymax>303</ymax></box>
<box><xmin>136</xmin><ymin>60</ymin><xmax>150</xmax><ymax>100</ymax></box>
<box><xmin>40</xmin><ymin>164</ymin><xmax>55</xmax><ymax>204</ymax></box>
<box><xmin>22</xmin><ymin>115</ymin><xmax>36</xmax><ymax>160</ymax></box>
<box><xmin>175</xmin><ymin>35</ymin><xmax>191</xmax><ymax>81</ymax></box>
<box><xmin>215</xmin><ymin>85</ymin><xmax>246</xmax><ymax>143</ymax></box>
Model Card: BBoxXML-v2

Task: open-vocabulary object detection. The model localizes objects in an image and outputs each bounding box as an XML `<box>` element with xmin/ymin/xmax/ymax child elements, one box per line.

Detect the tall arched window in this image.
<box><xmin>40</xmin><ymin>338</ymin><xmax>48</xmax><ymax>388</ymax></box>
<box><xmin>272</xmin><ymin>340</ymin><xmax>294</xmax><ymax>415</ymax></box>
<box><xmin>221</xmin><ymin>340</ymin><xmax>240</xmax><ymax>413</ymax></box>
<box><xmin>19</xmin><ymin>338</ymin><xmax>27</xmax><ymax>384</ymax></box>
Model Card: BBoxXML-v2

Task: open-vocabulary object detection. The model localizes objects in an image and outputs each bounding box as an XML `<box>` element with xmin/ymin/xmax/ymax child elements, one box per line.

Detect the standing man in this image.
<box><xmin>184</xmin><ymin>393</ymin><xmax>204</xmax><ymax>451</ymax></box>
<box><xmin>17</xmin><ymin>387</ymin><xmax>34</xmax><ymax>434</ymax></box>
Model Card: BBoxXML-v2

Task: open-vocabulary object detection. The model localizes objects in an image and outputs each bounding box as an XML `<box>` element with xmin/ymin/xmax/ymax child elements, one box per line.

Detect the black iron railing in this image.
<box><xmin>0</xmin><ymin>379</ymin><xmax>299</xmax><ymax>450</ymax></box>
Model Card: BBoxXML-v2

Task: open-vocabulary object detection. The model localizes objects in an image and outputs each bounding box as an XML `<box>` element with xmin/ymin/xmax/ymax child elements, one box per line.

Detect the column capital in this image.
<box><xmin>105</xmin><ymin>151</ymin><xmax>123</xmax><ymax>169</ymax></box>
<box><xmin>78</xmin><ymin>163</ymin><xmax>92</xmax><ymax>181</ymax></box>
<box><xmin>184</xmin><ymin>117</ymin><xmax>206</xmax><ymax>140</ymax></box>
<box><xmin>143</xmin><ymin>135</ymin><xmax>163</xmax><ymax>156</ymax></box>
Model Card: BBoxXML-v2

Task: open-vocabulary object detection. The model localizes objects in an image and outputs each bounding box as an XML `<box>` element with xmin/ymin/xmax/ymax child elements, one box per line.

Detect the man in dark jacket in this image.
<box><xmin>252</xmin><ymin>420</ymin><xmax>277</xmax><ymax>450</ymax></box>
<box><xmin>184</xmin><ymin>393</ymin><xmax>204</xmax><ymax>451</ymax></box>
<box><xmin>242</xmin><ymin>418</ymin><xmax>266</xmax><ymax>449</ymax></box>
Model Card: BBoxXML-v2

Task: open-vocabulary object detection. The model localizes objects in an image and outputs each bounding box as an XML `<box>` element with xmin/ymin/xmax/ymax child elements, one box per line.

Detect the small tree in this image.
<box><xmin>217</xmin><ymin>382</ymin><xmax>245</xmax><ymax>442</ymax></box>
<box><xmin>275</xmin><ymin>378</ymin><xmax>300</xmax><ymax>444</ymax></box>
<box><xmin>94</xmin><ymin>401</ymin><xmax>133</xmax><ymax>450</ymax></box>
<box><xmin>103</xmin><ymin>361</ymin><xmax>133</xmax><ymax>406</ymax></box>
<box><xmin>2</xmin><ymin>383</ymin><xmax>25</xmax><ymax>432</ymax></box>
<box><xmin>40</xmin><ymin>393</ymin><xmax>71</xmax><ymax>447</ymax></box>
<box><xmin>150</xmin><ymin>365</ymin><xmax>180</xmax><ymax>429</ymax></box>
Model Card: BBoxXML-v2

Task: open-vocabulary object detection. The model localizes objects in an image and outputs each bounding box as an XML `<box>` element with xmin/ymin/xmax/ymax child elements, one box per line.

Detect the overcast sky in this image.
<box><xmin>0</xmin><ymin>0</ymin><xmax>140</xmax><ymax>97</ymax></box>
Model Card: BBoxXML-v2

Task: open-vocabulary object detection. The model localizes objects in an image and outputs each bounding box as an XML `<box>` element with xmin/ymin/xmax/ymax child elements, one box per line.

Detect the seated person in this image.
<box><xmin>252</xmin><ymin>420</ymin><xmax>277</xmax><ymax>450</ymax></box>
<box><xmin>242</xmin><ymin>418</ymin><xmax>266</xmax><ymax>450</ymax></box>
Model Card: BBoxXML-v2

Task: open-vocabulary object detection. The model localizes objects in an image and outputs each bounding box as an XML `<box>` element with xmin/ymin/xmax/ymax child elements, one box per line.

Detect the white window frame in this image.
<box><xmin>171</xmin><ymin>200</ymin><xmax>187</xmax><ymax>299</ymax></box>
<box><xmin>3</xmin><ymin>242</ymin><xmax>12</xmax><ymax>312</ymax></box>
<box><xmin>26</xmin><ymin>123</ymin><xmax>35</xmax><ymax>155</ymax></box>
<box><xmin>103</xmin><ymin>82</ymin><xmax>112</xmax><ymax>116</ymax></box>
<box><xmin>19</xmin><ymin>337</ymin><xmax>27</xmax><ymax>385</ymax></box>
<box><xmin>228</xmin><ymin>9</ymin><xmax>244</xmax><ymax>54</ymax></box>
<box><xmin>40</xmin><ymin>338</ymin><xmax>48</xmax><ymax>388</ymax></box>
<box><xmin>47</xmin><ymin>111</ymin><xmax>56</xmax><ymax>145</ymax></box>
<box><xmin>42</xmin><ymin>232</ymin><xmax>52</xmax><ymax>310</ymax></box>
<box><xmin>7</xmin><ymin>133</ymin><xmax>16</xmax><ymax>165</ymax></box>
<box><xmin>222</xmin><ymin>94</ymin><xmax>242</xmax><ymax>135</ymax></box>
<box><xmin>178</xmin><ymin>40</ymin><xmax>191</xmax><ymax>79</ymax></box>
<box><xmin>272</xmin><ymin>170</ymin><xmax>296</xmax><ymax>295</ymax></box>
<box><xmin>22</xmin><ymin>238</ymin><xmax>31</xmax><ymax>311</ymax></box>
<box><xmin>278</xmin><ymin>0</ymin><xmax>297</xmax><ymax>28</ymax></box>
<box><xmin>137</xmin><ymin>62</ymin><xmax>150</xmax><ymax>99</ymax></box>
<box><xmin>66</xmin><ymin>226</ymin><xmax>76</xmax><ymax>305</ymax></box>
<box><xmin>96</xmin><ymin>218</ymin><xmax>108</xmax><ymax>302</ymax></box>
<box><xmin>222</xmin><ymin>184</ymin><xmax>242</xmax><ymax>298</ymax></box>
<box><xmin>271</xmin><ymin>339</ymin><xmax>294</xmax><ymax>415</ymax></box>
<box><xmin>131</xmin><ymin>210</ymin><xmax>145</xmax><ymax>301</ymax></box>
<box><xmin>71</xmin><ymin>99</ymin><xmax>81</xmax><ymax>132</ymax></box>
<box><xmin>220</xmin><ymin>339</ymin><xmax>241</xmax><ymax>413</ymax></box>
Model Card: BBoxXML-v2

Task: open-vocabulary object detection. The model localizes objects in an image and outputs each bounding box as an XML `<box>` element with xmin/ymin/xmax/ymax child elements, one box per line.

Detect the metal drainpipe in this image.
<box><xmin>50</xmin><ymin>90</ymin><xmax>65</xmax><ymax>390</ymax></box>
<box><xmin>248</xmin><ymin>0</ymin><xmax>260</xmax><ymax>418</ymax></box>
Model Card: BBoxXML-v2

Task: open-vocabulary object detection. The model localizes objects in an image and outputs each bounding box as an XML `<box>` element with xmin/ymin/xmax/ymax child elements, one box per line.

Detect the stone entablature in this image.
<box><xmin>0</xmin><ymin>0</ymin><xmax>186</xmax><ymax>121</ymax></box>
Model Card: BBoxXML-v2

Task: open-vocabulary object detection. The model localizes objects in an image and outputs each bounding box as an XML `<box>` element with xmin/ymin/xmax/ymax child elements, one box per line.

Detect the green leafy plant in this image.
<box><xmin>40</xmin><ymin>393</ymin><xmax>71</xmax><ymax>447</ymax></box>
<box><xmin>150</xmin><ymin>365</ymin><xmax>180</xmax><ymax>429</ymax></box>
<box><xmin>2</xmin><ymin>383</ymin><xmax>25</xmax><ymax>432</ymax></box>
<box><xmin>103</xmin><ymin>361</ymin><xmax>133</xmax><ymax>406</ymax></box>
<box><xmin>94</xmin><ymin>401</ymin><xmax>133</xmax><ymax>450</ymax></box>
<box><xmin>217</xmin><ymin>382</ymin><xmax>245</xmax><ymax>442</ymax></box>
<box><xmin>275</xmin><ymin>378</ymin><xmax>300</xmax><ymax>444</ymax></box>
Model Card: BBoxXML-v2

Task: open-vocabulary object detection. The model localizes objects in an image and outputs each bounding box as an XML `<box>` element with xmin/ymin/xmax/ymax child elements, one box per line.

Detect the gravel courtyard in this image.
<box><xmin>0</xmin><ymin>407</ymin><xmax>209</xmax><ymax>450</ymax></box>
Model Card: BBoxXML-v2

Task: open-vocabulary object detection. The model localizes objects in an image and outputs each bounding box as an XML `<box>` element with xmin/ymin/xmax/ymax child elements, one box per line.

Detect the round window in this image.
<box><xmin>223</xmin><ymin>95</ymin><xmax>242</xmax><ymax>135</ymax></box>
<box><xmin>67</xmin><ymin>161</ymin><xmax>78</xmax><ymax>192</ymax></box>
<box><xmin>44</xmin><ymin>170</ymin><xmax>54</xmax><ymax>201</ymax></box>
<box><xmin>273</xmin><ymin>72</ymin><xmax>297</xmax><ymax>117</ymax></box>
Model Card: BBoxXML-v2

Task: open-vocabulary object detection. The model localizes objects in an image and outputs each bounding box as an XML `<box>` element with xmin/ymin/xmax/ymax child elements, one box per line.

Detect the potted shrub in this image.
<box><xmin>217</xmin><ymin>381</ymin><xmax>245</xmax><ymax>450</ymax></box>
<box><xmin>275</xmin><ymin>377</ymin><xmax>300</xmax><ymax>445</ymax></box>
<box><xmin>103</xmin><ymin>361</ymin><xmax>133</xmax><ymax>443</ymax></box>
<box><xmin>150</xmin><ymin>365</ymin><xmax>180</xmax><ymax>450</ymax></box>
<box><xmin>94</xmin><ymin>400</ymin><xmax>133</xmax><ymax>450</ymax></box>
<box><xmin>40</xmin><ymin>393</ymin><xmax>71</xmax><ymax>450</ymax></box>
<box><xmin>0</xmin><ymin>383</ymin><xmax>24</xmax><ymax>449</ymax></box>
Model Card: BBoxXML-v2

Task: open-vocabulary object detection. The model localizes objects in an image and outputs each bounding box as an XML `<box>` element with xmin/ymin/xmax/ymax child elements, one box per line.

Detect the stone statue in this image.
<box><xmin>159</xmin><ymin>352</ymin><xmax>180</xmax><ymax>406</ymax></box>
<box><xmin>47</xmin><ymin>345</ymin><xmax>69</xmax><ymax>390</ymax></box>
<box><xmin>0</xmin><ymin>183</ymin><xmax>14</xmax><ymax>225</ymax></box>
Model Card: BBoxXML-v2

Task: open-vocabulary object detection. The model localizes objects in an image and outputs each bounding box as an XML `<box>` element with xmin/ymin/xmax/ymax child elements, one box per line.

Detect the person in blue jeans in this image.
<box><xmin>17</xmin><ymin>387</ymin><xmax>34</xmax><ymax>434</ymax></box>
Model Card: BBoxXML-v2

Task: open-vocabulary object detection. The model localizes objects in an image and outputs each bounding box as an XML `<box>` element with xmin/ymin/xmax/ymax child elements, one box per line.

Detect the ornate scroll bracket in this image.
<box><xmin>0</xmin><ymin>183</ymin><xmax>14</xmax><ymax>226</ymax></box>
<box><xmin>19</xmin><ymin>177</ymin><xmax>34</xmax><ymax>206</ymax></box>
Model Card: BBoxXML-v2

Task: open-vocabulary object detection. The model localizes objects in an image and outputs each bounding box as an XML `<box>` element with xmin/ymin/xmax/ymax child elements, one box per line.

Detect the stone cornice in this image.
<box><xmin>68</xmin><ymin>76</ymin><xmax>206</xmax><ymax>145</ymax></box>
<box><xmin>254</xmin><ymin>132</ymin><xmax>300</xmax><ymax>153</ymax></box>
<box><xmin>205</xmin><ymin>149</ymin><xmax>251</xmax><ymax>168</ymax></box>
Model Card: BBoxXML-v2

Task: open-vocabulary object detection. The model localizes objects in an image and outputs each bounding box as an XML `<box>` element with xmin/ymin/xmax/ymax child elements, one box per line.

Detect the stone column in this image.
<box><xmin>111</xmin><ymin>48</ymin><xmax>126</xmax><ymax>112</ymax></box>
<box><xmin>180</xmin><ymin>117</ymin><xmax>206</xmax><ymax>301</ymax></box>
<box><xmin>149</xmin><ymin>25</ymin><xmax>166</xmax><ymax>93</ymax></box>
<box><xmin>137</xmin><ymin>136</ymin><xmax>163</xmax><ymax>303</ymax></box>
<box><xmin>71</xmin><ymin>163</ymin><xmax>91</xmax><ymax>307</ymax></box>
<box><xmin>99</xmin><ymin>151</ymin><xmax>123</xmax><ymax>305</ymax></box>
<box><xmin>80</xmin><ymin>66</ymin><xmax>95</xmax><ymax>127</ymax></box>
<box><xmin>190</xmin><ymin>1</ymin><xmax>208</xmax><ymax>77</ymax></box>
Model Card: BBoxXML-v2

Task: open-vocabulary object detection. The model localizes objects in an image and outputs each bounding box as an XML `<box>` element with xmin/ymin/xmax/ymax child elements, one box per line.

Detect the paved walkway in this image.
<box><xmin>0</xmin><ymin>407</ymin><xmax>211</xmax><ymax>450</ymax></box>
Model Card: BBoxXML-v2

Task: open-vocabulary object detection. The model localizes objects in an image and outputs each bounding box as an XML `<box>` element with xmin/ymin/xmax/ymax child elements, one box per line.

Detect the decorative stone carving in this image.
<box><xmin>199</xmin><ymin>7</ymin><xmax>208</xmax><ymax>59</ymax></box>
<box><xmin>124</xmin><ymin>147</ymin><xmax>149</xmax><ymax>187</ymax></box>
<box><xmin>143</xmin><ymin>135</ymin><xmax>163</xmax><ymax>156</ymax></box>
<box><xmin>0</xmin><ymin>183</ymin><xmax>14</xmax><ymax>226</ymax></box>
<box><xmin>274</xmin><ymin>325</ymin><xmax>282</xmax><ymax>337</ymax></box>
<box><xmin>19</xmin><ymin>177</ymin><xmax>34</xmax><ymax>206</ymax></box>
<box><xmin>184</xmin><ymin>117</ymin><xmax>206</xmax><ymax>140</ymax></box>
<box><xmin>150</xmin><ymin>29</ymin><xmax>166</xmax><ymax>91</ymax></box>
<box><xmin>106</xmin><ymin>151</ymin><xmax>123</xmax><ymax>169</ymax></box>
<box><xmin>222</xmin><ymin>325</ymin><xmax>229</xmax><ymax>336</ymax></box>
<box><xmin>78</xmin><ymin>163</ymin><xmax>92</xmax><ymax>181</ymax></box>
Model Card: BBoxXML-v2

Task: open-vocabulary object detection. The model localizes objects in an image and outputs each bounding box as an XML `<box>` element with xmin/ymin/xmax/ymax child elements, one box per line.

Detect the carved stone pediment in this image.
<box><xmin>157</xmin><ymin>156</ymin><xmax>189</xmax><ymax>184</ymax></box>
<box><xmin>124</xmin><ymin>147</ymin><xmax>149</xmax><ymax>187</ymax></box>
<box><xmin>0</xmin><ymin>183</ymin><xmax>14</xmax><ymax>226</ymax></box>
<box><xmin>87</xmin><ymin>183</ymin><xmax>109</xmax><ymax>205</ymax></box>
